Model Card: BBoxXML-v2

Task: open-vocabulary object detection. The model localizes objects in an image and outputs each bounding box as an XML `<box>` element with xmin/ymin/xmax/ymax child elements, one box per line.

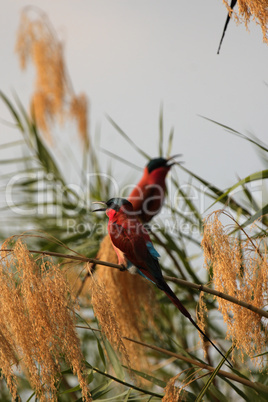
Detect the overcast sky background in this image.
<box><xmin>1</xmin><ymin>0</ymin><xmax>268</xmax><ymax>199</ymax></box>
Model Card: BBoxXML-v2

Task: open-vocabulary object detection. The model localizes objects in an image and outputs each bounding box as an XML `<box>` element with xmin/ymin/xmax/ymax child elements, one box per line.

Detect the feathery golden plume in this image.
<box><xmin>89</xmin><ymin>264</ymin><xmax>131</xmax><ymax>370</ymax></box>
<box><xmin>0</xmin><ymin>239</ymin><xmax>91</xmax><ymax>401</ymax></box>
<box><xmin>93</xmin><ymin>235</ymin><xmax>158</xmax><ymax>371</ymax></box>
<box><xmin>163</xmin><ymin>374</ymin><xmax>183</xmax><ymax>402</ymax></box>
<box><xmin>15</xmin><ymin>8</ymin><xmax>90</xmax><ymax>146</ymax></box>
<box><xmin>65</xmin><ymin>261</ymin><xmax>91</xmax><ymax>303</ymax></box>
<box><xmin>70</xmin><ymin>93</ymin><xmax>90</xmax><ymax>145</ymax></box>
<box><xmin>222</xmin><ymin>0</ymin><xmax>268</xmax><ymax>43</ymax></box>
<box><xmin>201</xmin><ymin>212</ymin><xmax>268</xmax><ymax>365</ymax></box>
<box><xmin>0</xmin><ymin>330</ymin><xmax>18</xmax><ymax>400</ymax></box>
<box><xmin>163</xmin><ymin>369</ymin><xmax>202</xmax><ymax>402</ymax></box>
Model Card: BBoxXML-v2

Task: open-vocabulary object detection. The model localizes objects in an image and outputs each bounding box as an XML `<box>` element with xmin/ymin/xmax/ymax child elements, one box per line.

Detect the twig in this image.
<box><xmin>91</xmin><ymin>366</ymin><xmax>162</xmax><ymax>398</ymax></box>
<box><xmin>221</xmin><ymin>210</ymin><xmax>264</xmax><ymax>260</ymax></box>
<box><xmin>0</xmin><ymin>249</ymin><xmax>122</xmax><ymax>270</ymax></box>
<box><xmin>75</xmin><ymin>262</ymin><xmax>96</xmax><ymax>298</ymax></box>
<box><xmin>164</xmin><ymin>275</ymin><xmax>268</xmax><ymax>319</ymax></box>
<box><xmin>123</xmin><ymin>337</ymin><xmax>268</xmax><ymax>394</ymax></box>
<box><xmin>1</xmin><ymin>248</ymin><xmax>268</xmax><ymax>319</ymax></box>
<box><xmin>76</xmin><ymin>326</ymin><xmax>268</xmax><ymax>394</ymax></box>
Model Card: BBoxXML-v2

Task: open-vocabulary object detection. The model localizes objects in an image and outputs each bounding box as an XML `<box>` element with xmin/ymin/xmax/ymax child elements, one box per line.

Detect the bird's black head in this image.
<box><xmin>147</xmin><ymin>157</ymin><xmax>168</xmax><ymax>173</ymax></box>
<box><xmin>147</xmin><ymin>155</ymin><xmax>182</xmax><ymax>173</ymax></box>
<box><xmin>106</xmin><ymin>197</ymin><xmax>133</xmax><ymax>212</ymax></box>
<box><xmin>92</xmin><ymin>198</ymin><xmax>133</xmax><ymax>213</ymax></box>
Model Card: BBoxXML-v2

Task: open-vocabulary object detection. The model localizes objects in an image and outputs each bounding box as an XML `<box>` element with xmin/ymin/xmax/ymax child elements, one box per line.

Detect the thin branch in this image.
<box><xmin>1</xmin><ymin>248</ymin><xmax>268</xmax><ymax>319</ymax></box>
<box><xmin>221</xmin><ymin>210</ymin><xmax>264</xmax><ymax>260</ymax></box>
<box><xmin>123</xmin><ymin>337</ymin><xmax>268</xmax><ymax>394</ymax></box>
<box><xmin>75</xmin><ymin>263</ymin><xmax>95</xmax><ymax>298</ymax></box>
<box><xmin>0</xmin><ymin>249</ymin><xmax>123</xmax><ymax>270</ymax></box>
<box><xmin>90</xmin><ymin>366</ymin><xmax>162</xmax><ymax>398</ymax></box>
<box><xmin>77</xmin><ymin>326</ymin><xmax>268</xmax><ymax>395</ymax></box>
<box><xmin>164</xmin><ymin>275</ymin><xmax>268</xmax><ymax>319</ymax></box>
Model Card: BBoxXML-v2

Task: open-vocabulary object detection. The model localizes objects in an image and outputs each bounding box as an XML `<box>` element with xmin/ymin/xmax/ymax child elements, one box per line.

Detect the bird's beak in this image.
<box><xmin>92</xmin><ymin>201</ymin><xmax>107</xmax><ymax>212</ymax></box>
<box><xmin>167</xmin><ymin>154</ymin><xmax>183</xmax><ymax>167</ymax></box>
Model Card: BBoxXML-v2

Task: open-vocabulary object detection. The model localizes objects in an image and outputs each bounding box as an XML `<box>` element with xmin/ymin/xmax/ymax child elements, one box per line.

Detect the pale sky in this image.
<box><xmin>1</xmin><ymin>0</ymin><xmax>268</xmax><ymax>195</ymax></box>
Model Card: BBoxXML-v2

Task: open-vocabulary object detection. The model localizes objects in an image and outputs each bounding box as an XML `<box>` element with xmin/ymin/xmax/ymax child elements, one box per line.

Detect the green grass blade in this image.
<box><xmin>240</xmin><ymin>180</ymin><xmax>259</xmax><ymax>212</ymax></box>
<box><xmin>200</xmin><ymin>116</ymin><xmax>268</xmax><ymax>153</ymax></box>
<box><xmin>209</xmin><ymin>170</ymin><xmax>268</xmax><ymax>210</ymax></box>
<box><xmin>195</xmin><ymin>347</ymin><xmax>232</xmax><ymax>401</ymax></box>
<box><xmin>0</xmin><ymin>90</ymin><xmax>24</xmax><ymax>132</ymax></box>
<box><xmin>207</xmin><ymin>383</ymin><xmax>229</xmax><ymax>402</ymax></box>
<box><xmin>166</xmin><ymin>127</ymin><xmax>174</xmax><ymax>158</ymax></box>
<box><xmin>84</xmin><ymin>363</ymin><xmax>163</xmax><ymax>399</ymax></box>
<box><xmin>179</xmin><ymin>165</ymin><xmax>251</xmax><ymax>216</ymax></box>
<box><xmin>0</xmin><ymin>140</ymin><xmax>25</xmax><ymax>149</ymax></box>
<box><xmin>238</xmin><ymin>203</ymin><xmax>268</xmax><ymax>230</ymax></box>
<box><xmin>106</xmin><ymin>115</ymin><xmax>150</xmax><ymax>160</ymax></box>
<box><xmin>0</xmin><ymin>156</ymin><xmax>33</xmax><ymax>165</ymax></box>
<box><xmin>221</xmin><ymin>377</ymin><xmax>251</xmax><ymax>401</ymax></box>
<box><xmin>123</xmin><ymin>389</ymin><xmax>132</xmax><ymax>401</ymax></box>
<box><xmin>102</xmin><ymin>338</ymin><xmax>125</xmax><ymax>381</ymax></box>
<box><xmin>122</xmin><ymin>366</ymin><xmax>166</xmax><ymax>388</ymax></box>
<box><xmin>158</xmin><ymin>104</ymin><xmax>163</xmax><ymax>157</ymax></box>
<box><xmin>100</xmin><ymin>147</ymin><xmax>143</xmax><ymax>171</ymax></box>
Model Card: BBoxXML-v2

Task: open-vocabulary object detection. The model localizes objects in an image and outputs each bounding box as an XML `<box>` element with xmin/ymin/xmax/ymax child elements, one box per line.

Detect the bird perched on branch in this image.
<box><xmin>93</xmin><ymin>197</ymin><xmax>232</xmax><ymax>366</ymax></box>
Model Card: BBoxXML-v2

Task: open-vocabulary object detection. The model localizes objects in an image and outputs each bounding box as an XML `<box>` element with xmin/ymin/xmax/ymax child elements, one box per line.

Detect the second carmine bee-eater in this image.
<box><xmin>93</xmin><ymin>197</ymin><xmax>232</xmax><ymax>367</ymax></box>
<box><xmin>128</xmin><ymin>155</ymin><xmax>181</xmax><ymax>222</ymax></box>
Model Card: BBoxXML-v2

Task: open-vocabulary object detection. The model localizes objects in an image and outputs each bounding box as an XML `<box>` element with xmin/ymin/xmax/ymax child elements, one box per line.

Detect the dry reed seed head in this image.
<box><xmin>202</xmin><ymin>214</ymin><xmax>242</xmax><ymax>297</ymax></box>
<box><xmin>32</xmin><ymin>39</ymin><xmax>65</xmax><ymax>112</ymax></box>
<box><xmin>15</xmin><ymin>9</ymin><xmax>91</xmax><ymax>147</ymax></box>
<box><xmin>0</xmin><ymin>328</ymin><xmax>19</xmax><ymax>400</ymax></box>
<box><xmin>163</xmin><ymin>369</ymin><xmax>202</xmax><ymax>402</ymax></box>
<box><xmin>163</xmin><ymin>375</ymin><xmax>182</xmax><ymax>402</ymax></box>
<box><xmin>89</xmin><ymin>267</ymin><xmax>131</xmax><ymax>366</ymax></box>
<box><xmin>222</xmin><ymin>0</ymin><xmax>268</xmax><ymax>42</ymax></box>
<box><xmin>94</xmin><ymin>265</ymin><xmax>151</xmax><ymax>372</ymax></box>
<box><xmin>15</xmin><ymin>13</ymin><xmax>38</xmax><ymax>69</ymax></box>
<box><xmin>202</xmin><ymin>213</ymin><xmax>268</xmax><ymax>366</ymax></box>
<box><xmin>70</xmin><ymin>94</ymin><xmax>90</xmax><ymax>145</ymax></box>
<box><xmin>0</xmin><ymin>239</ymin><xmax>91</xmax><ymax>401</ymax></box>
<box><xmin>31</xmin><ymin>91</ymin><xmax>53</xmax><ymax>135</ymax></box>
<box><xmin>31</xmin><ymin>38</ymin><xmax>66</xmax><ymax>138</ymax></box>
<box><xmin>64</xmin><ymin>262</ymin><xmax>91</xmax><ymax>302</ymax></box>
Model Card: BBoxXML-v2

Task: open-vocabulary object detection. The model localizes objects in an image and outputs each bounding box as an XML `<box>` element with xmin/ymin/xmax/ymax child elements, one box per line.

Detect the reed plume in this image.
<box><xmin>202</xmin><ymin>212</ymin><xmax>268</xmax><ymax>365</ymax></box>
<box><xmin>0</xmin><ymin>239</ymin><xmax>91</xmax><ymax>401</ymax></box>
<box><xmin>15</xmin><ymin>7</ymin><xmax>89</xmax><ymax>145</ymax></box>
<box><xmin>223</xmin><ymin>0</ymin><xmax>268</xmax><ymax>43</ymax></box>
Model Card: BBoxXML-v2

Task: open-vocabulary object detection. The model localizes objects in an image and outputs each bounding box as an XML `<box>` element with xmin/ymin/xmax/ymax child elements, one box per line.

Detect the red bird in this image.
<box><xmin>93</xmin><ymin>197</ymin><xmax>232</xmax><ymax>367</ymax></box>
<box><xmin>128</xmin><ymin>156</ymin><xmax>180</xmax><ymax>222</ymax></box>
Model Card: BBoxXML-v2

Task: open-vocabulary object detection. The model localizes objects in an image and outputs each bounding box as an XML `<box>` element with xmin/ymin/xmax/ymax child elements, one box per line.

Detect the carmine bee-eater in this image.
<box><xmin>93</xmin><ymin>197</ymin><xmax>232</xmax><ymax>366</ymax></box>
<box><xmin>128</xmin><ymin>155</ymin><xmax>181</xmax><ymax>222</ymax></box>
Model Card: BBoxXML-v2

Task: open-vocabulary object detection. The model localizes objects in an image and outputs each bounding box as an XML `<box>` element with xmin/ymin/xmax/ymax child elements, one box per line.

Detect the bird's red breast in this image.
<box><xmin>107</xmin><ymin>206</ymin><xmax>152</xmax><ymax>266</ymax></box>
<box><xmin>128</xmin><ymin>166</ymin><xmax>170</xmax><ymax>222</ymax></box>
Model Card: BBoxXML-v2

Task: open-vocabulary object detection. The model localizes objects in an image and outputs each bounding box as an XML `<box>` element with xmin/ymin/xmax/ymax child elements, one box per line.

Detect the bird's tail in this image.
<box><xmin>159</xmin><ymin>281</ymin><xmax>233</xmax><ymax>368</ymax></box>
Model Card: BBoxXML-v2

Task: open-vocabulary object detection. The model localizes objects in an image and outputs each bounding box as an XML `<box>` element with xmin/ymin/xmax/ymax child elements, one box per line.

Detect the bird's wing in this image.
<box><xmin>109</xmin><ymin>220</ymin><xmax>164</xmax><ymax>284</ymax></box>
<box><xmin>139</xmin><ymin>184</ymin><xmax>165</xmax><ymax>220</ymax></box>
<box><xmin>129</xmin><ymin>183</ymin><xmax>165</xmax><ymax>222</ymax></box>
